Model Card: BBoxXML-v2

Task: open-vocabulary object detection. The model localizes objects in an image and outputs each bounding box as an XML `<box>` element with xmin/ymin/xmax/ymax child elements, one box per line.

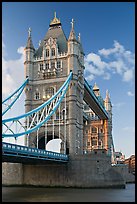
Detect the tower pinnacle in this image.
<box><xmin>25</xmin><ymin>27</ymin><xmax>35</xmax><ymax>50</ymax></box>
<box><xmin>78</xmin><ymin>33</ymin><xmax>81</xmax><ymax>42</ymax></box>
<box><xmin>68</xmin><ymin>18</ymin><xmax>76</xmax><ymax>41</ymax></box>
<box><xmin>28</xmin><ymin>27</ymin><xmax>31</xmax><ymax>37</ymax></box>
<box><xmin>50</xmin><ymin>12</ymin><xmax>61</xmax><ymax>27</ymax></box>
<box><xmin>71</xmin><ymin>18</ymin><xmax>74</xmax><ymax>29</ymax></box>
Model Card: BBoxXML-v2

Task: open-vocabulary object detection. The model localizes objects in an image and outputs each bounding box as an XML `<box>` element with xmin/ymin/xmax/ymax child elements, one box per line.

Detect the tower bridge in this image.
<box><xmin>2</xmin><ymin>13</ymin><xmax>125</xmax><ymax>188</ymax></box>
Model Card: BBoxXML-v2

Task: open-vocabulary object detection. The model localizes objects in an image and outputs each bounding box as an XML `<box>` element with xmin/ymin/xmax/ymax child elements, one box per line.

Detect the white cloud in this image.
<box><xmin>2</xmin><ymin>41</ymin><xmax>25</xmax><ymax>100</ymax></box>
<box><xmin>99</xmin><ymin>40</ymin><xmax>125</xmax><ymax>56</ymax></box>
<box><xmin>127</xmin><ymin>91</ymin><xmax>134</xmax><ymax>97</ymax></box>
<box><xmin>123</xmin><ymin>69</ymin><xmax>134</xmax><ymax>82</ymax></box>
<box><xmin>84</xmin><ymin>40</ymin><xmax>135</xmax><ymax>83</ymax></box>
<box><xmin>112</xmin><ymin>102</ymin><xmax>125</xmax><ymax>109</ymax></box>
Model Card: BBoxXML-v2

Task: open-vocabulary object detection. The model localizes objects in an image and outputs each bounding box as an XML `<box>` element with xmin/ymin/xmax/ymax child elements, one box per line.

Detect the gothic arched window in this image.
<box><xmin>51</xmin><ymin>48</ymin><xmax>55</xmax><ymax>56</ymax></box>
<box><xmin>45</xmin><ymin>62</ymin><xmax>49</xmax><ymax>70</ymax></box>
<box><xmin>46</xmin><ymin>49</ymin><xmax>49</xmax><ymax>57</ymax></box>
<box><xmin>44</xmin><ymin>87</ymin><xmax>54</xmax><ymax>99</ymax></box>
<box><xmin>57</xmin><ymin>61</ymin><xmax>61</xmax><ymax>69</ymax></box>
<box><xmin>51</xmin><ymin>61</ymin><xmax>55</xmax><ymax>69</ymax></box>
<box><xmin>92</xmin><ymin>127</ymin><xmax>97</xmax><ymax>133</ymax></box>
<box><xmin>35</xmin><ymin>92</ymin><xmax>40</xmax><ymax>100</ymax></box>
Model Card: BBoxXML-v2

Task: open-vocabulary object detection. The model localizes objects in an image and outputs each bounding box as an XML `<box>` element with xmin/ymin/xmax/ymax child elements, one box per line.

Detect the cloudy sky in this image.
<box><xmin>2</xmin><ymin>2</ymin><xmax>135</xmax><ymax>158</ymax></box>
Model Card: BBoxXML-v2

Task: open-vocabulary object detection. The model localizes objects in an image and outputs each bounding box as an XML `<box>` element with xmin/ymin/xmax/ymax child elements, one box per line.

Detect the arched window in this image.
<box><xmin>44</xmin><ymin>87</ymin><xmax>54</xmax><ymax>99</ymax></box>
<box><xmin>46</xmin><ymin>49</ymin><xmax>49</xmax><ymax>57</ymax></box>
<box><xmin>51</xmin><ymin>48</ymin><xmax>55</xmax><ymax>56</ymax></box>
<box><xmin>45</xmin><ymin>62</ymin><xmax>49</xmax><ymax>70</ymax></box>
<box><xmin>39</xmin><ymin>64</ymin><xmax>43</xmax><ymax>71</ymax></box>
<box><xmin>92</xmin><ymin>127</ymin><xmax>97</xmax><ymax>133</ymax></box>
<box><xmin>57</xmin><ymin>61</ymin><xmax>61</xmax><ymax>69</ymax></box>
<box><xmin>91</xmin><ymin>139</ymin><xmax>97</xmax><ymax>146</ymax></box>
<box><xmin>51</xmin><ymin>61</ymin><xmax>55</xmax><ymax>69</ymax></box>
<box><xmin>35</xmin><ymin>92</ymin><xmax>40</xmax><ymax>100</ymax></box>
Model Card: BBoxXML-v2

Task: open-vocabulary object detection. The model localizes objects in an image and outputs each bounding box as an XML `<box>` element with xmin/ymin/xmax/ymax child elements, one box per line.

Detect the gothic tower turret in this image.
<box><xmin>24</xmin><ymin>28</ymin><xmax>35</xmax><ymax>117</ymax></box>
<box><xmin>67</xmin><ymin>19</ymin><xmax>85</xmax><ymax>154</ymax></box>
<box><xmin>24</xmin><ymin>14</ymin><xmax>85</xmax><ymax>155</ymax></box>
<box><xmin>24</xmin><ymin>28</ymin><xmax>35</xmax><ymax>80</ymax></box>
<box><xmin>93</xmin><ymin>83</ymin><xmax>100</xmax><ymax>97</ymax></box>
<box><xmin>104</xmin><ymin>90</ymin><xmax>113</xmax><ymax>156</ymax></box>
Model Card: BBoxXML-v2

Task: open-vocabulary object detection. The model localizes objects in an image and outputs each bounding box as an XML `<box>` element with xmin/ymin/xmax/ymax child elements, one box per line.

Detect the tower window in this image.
<box><xmin>51</xmin><ymin>62</ymin><xmax>55</xmax><ymax>69</ymax></box>
<box><xmin>87</xmin><ymin>141</ymin><xmax>90</xmax><ymax>146</ymax></box>
<box><xmin>92</xmin><ymin>127</ymin><xmax>97</xmax><ymax>133</ymax></box>
<box><xmin>45</xmin><ymin>87</ymin><xmax>54</xmax><ymax>99</ymax></box>
<box><xmin>35</xmin><ymin>92</ymin><xmax>40</xmax><ymax>100</ymax></box>
<box><xmin>46</xmin><ymin>49</ymin><xmax>49</xmax><ymax>57</ymax></box>
<box><xmin>51</xmin><ymin>48</ymin><xmax>55</xmax><ymax>56</ymax></box>
<box><xmin>45</xmin><ymin>63</ymin><xmax>49</xmax><ymax>70</ymax></box>
<box><xmin>91</xmin><ymin>139</ymin><xmax>97</xmax><ymax>146</ymax></box>
<box><xmin>39</xmin><ymin>64</ymin><xmax>43</xmax><ymax>71</ymax></box>
<box><xmin>57</xmin><ymin>61</ymin><xmax>61</xmax><ymax>69</ymax></box>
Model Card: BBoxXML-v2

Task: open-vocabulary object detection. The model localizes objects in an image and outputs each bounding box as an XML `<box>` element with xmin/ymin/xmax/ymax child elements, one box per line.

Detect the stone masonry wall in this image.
<box><xmin>2</xmin><ymin>163</ymin><xmax>23</xmax><ymax>185</ymax></box>
<box><xmin>2</xmin><ymin>153</ymin><xmax>125</xmax><ymax>188</ymax></box>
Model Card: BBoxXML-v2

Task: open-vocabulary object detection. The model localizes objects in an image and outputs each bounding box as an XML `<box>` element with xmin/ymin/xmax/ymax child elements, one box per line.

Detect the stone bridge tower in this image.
<box><xmin>24</xmin><ymin>13</ymin><xmax>85</xmax><ymax>155</ymax></box>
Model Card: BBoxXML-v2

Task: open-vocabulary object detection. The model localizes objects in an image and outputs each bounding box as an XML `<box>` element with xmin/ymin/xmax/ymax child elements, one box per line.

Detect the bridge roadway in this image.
<box><xmin>2</xmin><ymin>142</ymin><xmax>68</xmax><ymax>164</ymax></box>
<box><xmin>84</xmin><ymin>78</ymin><xmax>108</xmax><ymax>120</ymax></box>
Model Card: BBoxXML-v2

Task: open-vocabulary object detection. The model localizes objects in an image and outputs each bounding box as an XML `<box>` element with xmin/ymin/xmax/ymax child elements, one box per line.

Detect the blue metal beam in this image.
<box><xmin>84</xmin><ymin>78</ymin><xmax>108</xmax><ymax>119</ymax></box>
<box><xmin>2</xmin><ymin>77</ymin><xmax>29</xmax><ymax>116</ymax></box>
<box><xmin>2</xmin><ymin>142</ymin><xmax>68</xmax><ymax>163</ymax></box>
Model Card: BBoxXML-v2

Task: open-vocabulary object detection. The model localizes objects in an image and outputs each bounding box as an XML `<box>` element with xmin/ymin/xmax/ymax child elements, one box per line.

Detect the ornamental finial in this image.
<box><xmin>28</xmin><ymin>27</ymin><xmax>31</xmax><ymax>37</ymax></box>
<box><xmin>39</xmin><ymin>40</ymin><xmax>41</xmax><ymax>46</ymax></box>
<box><xmin>78</xmin><ymin>33</ymin><xmax>81</xmax><ymax>41</ymax></box>
<box><xmin>54</xmin><ymin>11</ymin><xmax>56</xmax><ymax>18</ymax></box>
<box><xmin>71</xmin><ymin>18</ymin><xmax>74</xmax><ymax>29</ymax></box>
<box><xmin>50</xmin><ymin>12</ymin><xmax>61</xmax><ymax>26</ymax></box>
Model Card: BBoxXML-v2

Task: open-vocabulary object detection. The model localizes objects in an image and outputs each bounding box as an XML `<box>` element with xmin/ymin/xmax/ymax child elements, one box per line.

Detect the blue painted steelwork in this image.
<box><xmin>83</xmin><ymin>111</ymin><xmax>90</xmax><ymax>121</ymax></box>
<box><xmin>2</xmin><ymin>72</ymin><xmax>72</xmax><ymax>138</ymax></box>
<box><xmin>84</xmin><ymin>78</ymin><xmax>108</xmax><ymax>118</ymax></box>
<box><xmin>2</xmin><ymin>142</ymin><xmax>68</xmax><ymax>163</ymax></box>
<box><xmin>2</xmin><ymin>77</ymin><xmax>29</xmax><ymax>116</ymax></box>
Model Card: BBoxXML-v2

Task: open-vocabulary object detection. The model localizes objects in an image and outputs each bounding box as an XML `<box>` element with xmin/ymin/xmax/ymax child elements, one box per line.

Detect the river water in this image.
<box><xmin>2</xmin><ymin>184</ymin><xmax>135</xmax><ymax>202</ymax></box>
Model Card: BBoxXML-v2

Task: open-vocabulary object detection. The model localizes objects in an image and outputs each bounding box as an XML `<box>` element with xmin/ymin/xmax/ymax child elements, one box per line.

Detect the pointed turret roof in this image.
<box><xmin>93</xmin><ymin>82</ymin><xmax>99</xmax><ymax>91</ymax></box>
<box><xmin>34</xmin><ymin>13</ymin><xmax>67</xmax><ymax>57</ymax></box>
<box><xmin>49</xmin><ymin>12</ymin><xmax>61</xmax><ymax>27</ymax></box>
<box><xmin>78</xmin><ymin>33</ymin><xmax>84</xmax><ymax>55</ymax></box>
<box><xmin>25</xmin><ymin>28</ymin><xmax>35</xmax><ymax>50</ymax></box>
<box><xmin>68</xmin><ymin>18</ymin><xmax>77</xmax><ymax>41</ymax></box>
<box><xmin>105</xmin><ymin>90</ymin><xmax>111</xmax><ymax>102</ymax></box>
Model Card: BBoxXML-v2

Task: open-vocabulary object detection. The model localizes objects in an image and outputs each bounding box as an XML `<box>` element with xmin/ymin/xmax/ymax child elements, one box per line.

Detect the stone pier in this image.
<box><xmin>2</xmin><ymin>152</ymin><xmax>126</xmax><ymax>188</ymax></box>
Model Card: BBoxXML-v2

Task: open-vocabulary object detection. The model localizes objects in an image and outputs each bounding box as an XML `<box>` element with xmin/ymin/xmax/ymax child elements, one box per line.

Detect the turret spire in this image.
<box><xmin>105</xmin><ymin>89</ymin><xmax>110</xmax><ymax>101</ymax></box>
<box><xmin>71</xmin><ymin>18</ymin><xmax>74</xmax><ymax>29</ymax></box>
<box><xmin>68</xmin><ymin>18</ymin><xmax>76</xmax><ymax>41</ymax></box>
<box><xmin>26</xmin><ymin>27</ymin><xmax>35</xmax><ymax>50</ymax></box>
<box><xmin>28</xmin><ymin>27</ymin><xmax>31</xmax><ymax>37</ymax></box>
<box><xmin>50</xmin><ymin>11</ymin><xmax>61</xmax><ymax>27</ymax></box>
<box><xmin>78</xmin><ymin>33</ymin><xmax>81</xmax><ymax>42</ymax></box>
<box><xmin>54</xmin><ymin>11</ymin><xmax>56</xmax><ymax>18</ymax></box>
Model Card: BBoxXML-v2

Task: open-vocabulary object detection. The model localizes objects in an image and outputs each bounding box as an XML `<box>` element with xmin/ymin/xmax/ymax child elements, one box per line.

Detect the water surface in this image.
<box><xmin>2</xmin><ymin>183</ymin><xmax>135</xmax><ymax>202</ymax></box>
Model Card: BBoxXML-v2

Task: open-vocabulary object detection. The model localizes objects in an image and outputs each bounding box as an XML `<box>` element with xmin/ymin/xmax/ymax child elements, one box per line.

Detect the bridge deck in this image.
<box><xmin>84</xmin><ymin>79</ymin><xmax>108</xmax><ymax>120</ymax></box>
<box><xmin>2</xmin><ymin>142</ymin><xmax>68</xmax><ymax>164</ymax></box>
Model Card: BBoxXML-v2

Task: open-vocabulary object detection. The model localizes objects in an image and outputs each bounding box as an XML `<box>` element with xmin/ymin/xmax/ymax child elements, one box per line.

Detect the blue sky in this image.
<box><xmin>2</xmin><ymin>2</ymin><xmax>135</xmax><ymax>158</ymax></box>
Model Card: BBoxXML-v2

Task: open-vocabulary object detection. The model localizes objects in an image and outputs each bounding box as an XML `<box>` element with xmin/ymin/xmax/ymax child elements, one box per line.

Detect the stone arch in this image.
<box><xmin>37</xmin><ymin>131</ymin><xmax>58</xmax><ymax>150</ymax></box>
<box><xmin>34</xmin><ymin>131</ymin><xmax>67</xmax><ymax>153</ymax></box>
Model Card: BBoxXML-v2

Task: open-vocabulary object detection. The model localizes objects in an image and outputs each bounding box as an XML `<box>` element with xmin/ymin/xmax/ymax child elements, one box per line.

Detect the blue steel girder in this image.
<box><xmin>84</xmin><ymin>78</ymin><xmax>108</xmax><ymax>120</ymax></box>
<box><xmin>2</xmin><ymin>77</ymin><xmax>29</xmax><ymax>116</ymax></box>
<box><xmin>2</xmin><ymin>72</ymin><xmax>72</xmax><ymax>138</ymax></box>
<box><xmin>2</xmin><ymin>142</ymin><xmax>68</xmax><ymax>164</ymax></box>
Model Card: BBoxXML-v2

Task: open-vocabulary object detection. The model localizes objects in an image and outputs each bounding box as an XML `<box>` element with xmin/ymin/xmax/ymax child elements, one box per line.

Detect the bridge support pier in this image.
<box><xmin>2</xmin><ymin>152</ymin><xmax>126</xmax><ymax>188</ymax></box>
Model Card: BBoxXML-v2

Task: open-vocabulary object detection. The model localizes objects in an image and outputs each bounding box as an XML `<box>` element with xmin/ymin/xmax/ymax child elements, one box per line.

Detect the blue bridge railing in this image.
<box><xmin>2</xmin><ymin>142</ymin><xmax>68</xmax><ymax>163</ymax></box>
